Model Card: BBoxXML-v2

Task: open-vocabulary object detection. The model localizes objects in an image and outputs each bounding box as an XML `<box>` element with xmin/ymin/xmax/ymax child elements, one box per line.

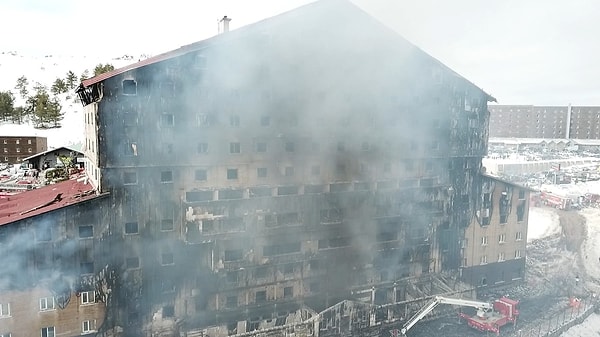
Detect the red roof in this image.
<box><xmin>0</xmin><ymin>175</ymin><xmax>102</xmax><ymax>226</ymax></box>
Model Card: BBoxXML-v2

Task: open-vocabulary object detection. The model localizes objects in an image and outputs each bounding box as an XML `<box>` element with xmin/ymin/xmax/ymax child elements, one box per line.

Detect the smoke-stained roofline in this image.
<box><xmin>77</xmin><ymin>0</ymin><xmax>496</xmax><ymax>102</ymax></box>
<box><xmin>0</xmin><ymin>174</ymin><xmax>107</xmax><ymax>226</ymax></box>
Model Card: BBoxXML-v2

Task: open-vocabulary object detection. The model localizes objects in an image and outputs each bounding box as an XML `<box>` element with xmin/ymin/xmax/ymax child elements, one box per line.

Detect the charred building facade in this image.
<box><xmin>460</xmin><ymin>175</ymin><xmax>530</xmax><ymax>287</ymax></box>
<box><xmin>77</xmin><ymin>0</ymin><xmax>495</xmax><ymax>335</ymax></box>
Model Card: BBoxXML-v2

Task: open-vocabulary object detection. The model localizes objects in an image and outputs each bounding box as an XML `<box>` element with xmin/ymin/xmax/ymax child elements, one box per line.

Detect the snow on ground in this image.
<box><xmin>561</xmin><ymin>313</ymin><xmax>600</xmax><ymax>337</ymax></box>
<box><xmin>0</xmin><ymin>52</ymin><xmax>139</xmax><ymax>148</ymax></box>
<box><xmin>527</xmin><ymin>207</ymin><xmax>561</xmax><ymax>242</ymax></box>
<box><xmin>580</xmin><ymin>208</ymin><xmax>600</xmax><ymax>284</ymax></box>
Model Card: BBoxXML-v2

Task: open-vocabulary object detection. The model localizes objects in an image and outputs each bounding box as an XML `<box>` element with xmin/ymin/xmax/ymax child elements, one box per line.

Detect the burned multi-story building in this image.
<box><xmin>75</xmin><ymin>0</ymin><xmax>496</xmax><ymax>335</ymax></box>
<box><xmin>460</xmin><ymin>175</ymin><xmax>531</xmax><ymax>287</ymax></box>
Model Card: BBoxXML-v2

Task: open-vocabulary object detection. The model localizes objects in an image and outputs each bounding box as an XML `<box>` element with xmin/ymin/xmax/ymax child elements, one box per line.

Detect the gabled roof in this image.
<box><xmin>0</xmin><ymin>173</ymin><xmax>103</xmax><ymax>226</ymax></box>
<box><xmin>78</xmin><ymin>0</ymin><xmax>495</xmax><ymax>101</ymax></box>
<box><xmin>22</xmin><ymin>146</ymin><xmax>82</xmax><ymax>162</ymax></box>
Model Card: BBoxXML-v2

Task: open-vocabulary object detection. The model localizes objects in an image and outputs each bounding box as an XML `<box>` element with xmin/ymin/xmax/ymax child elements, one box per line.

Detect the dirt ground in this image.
<box><xmin>557</xmin><ymin>210</ymin><xmax>587</xmax><ymax>253</ymax></box>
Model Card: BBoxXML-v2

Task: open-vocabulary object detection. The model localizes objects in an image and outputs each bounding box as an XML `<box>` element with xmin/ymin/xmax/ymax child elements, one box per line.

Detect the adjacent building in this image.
<box><xmin>489</xmin><ymin>104</ymin><xmax>600</xmax><ymax>139</ymax></box>
<box><xmin>460</xmin><ymin>175</ymin><xmax>531</xmax><ymax>287</ymax></box>
<box><xmin>0</xmin><ymin>174</ymin><xmax>107</xmax><ymax>337</ymax></box>
<box><xmin>0</xmin><ymin>136</ymin><xmax>47</xmax><ymax>164</ymax></box>
<box><xmin>22</xmin><ymin>146</ymin><xmax>84</xmax><ymax>170</ymax></box>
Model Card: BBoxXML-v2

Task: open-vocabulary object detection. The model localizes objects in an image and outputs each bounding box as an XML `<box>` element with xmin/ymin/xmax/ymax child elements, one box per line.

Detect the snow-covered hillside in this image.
<box><xmin>0</xmin><ymin>51</ymin><xmax>143</xmax><ymax>148</ymax></box>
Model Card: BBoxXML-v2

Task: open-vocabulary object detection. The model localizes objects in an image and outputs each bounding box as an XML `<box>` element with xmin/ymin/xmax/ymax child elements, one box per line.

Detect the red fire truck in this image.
<box><xmin>540</xmin><ymin>191</ymin><xmax>571</xmax><ymax>210</ymax></box>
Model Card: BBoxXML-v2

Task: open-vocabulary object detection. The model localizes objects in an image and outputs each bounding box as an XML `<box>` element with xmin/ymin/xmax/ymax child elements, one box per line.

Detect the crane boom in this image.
<box><xmin>401</xmin><ymin>296</ymin><xmax>492</xmax><ymax>335</ymax></box>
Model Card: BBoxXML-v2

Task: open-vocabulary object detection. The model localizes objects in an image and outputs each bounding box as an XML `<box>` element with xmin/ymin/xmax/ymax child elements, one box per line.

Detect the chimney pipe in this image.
<box><xmin>219</xmin><ymin>16</ymin><xmax>232</xmax><ymax>33</ymax></box>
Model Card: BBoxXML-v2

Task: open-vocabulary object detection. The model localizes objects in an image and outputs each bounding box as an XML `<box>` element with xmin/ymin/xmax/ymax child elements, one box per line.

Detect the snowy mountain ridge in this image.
<box><xmin>0</xmin><ymin>51</ymin><xmax>144</xmax><ymax>149</ymax></box>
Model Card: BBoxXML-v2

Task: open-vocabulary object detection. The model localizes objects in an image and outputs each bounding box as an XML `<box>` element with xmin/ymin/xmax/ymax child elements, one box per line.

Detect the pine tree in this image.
<box><xmin>0</xmin><ymin>91</ymin><xmax>15</xmax><ymax>122</ymax></box>
<box><xmin>15</xmin><ymin>76</ymin><xmax>29</xmax><ymax>100</ymax></box>
<box><xmin>11</xmin><ymin>106</ymin><xmax>27</xmax><ymax>124</ymax></box>
<box><xmin>80</xmin><ymin>70</ymin><xmax>90</xmax><ymax>82</ymax></box>
<box><xmin>26</xmin><ymin>86</ymin><xmax>64</xmax><ymax>129</ymax></box>
<box><xmin>51</xmin><ymin>78</ymin><xmax>68</xmax><ymax>95</ymax></box>
<box><xmin>93</xmin><ymin>63</ymin><xmax>115</xmax><ymax>76</ymax></box>
<box><xmin>65</xmin><ymin>70</ymin><xmax>77</xmax><ymax>89</ymax></box>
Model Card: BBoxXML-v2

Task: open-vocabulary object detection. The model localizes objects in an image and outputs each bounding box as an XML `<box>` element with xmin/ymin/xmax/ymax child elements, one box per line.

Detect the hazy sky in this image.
<box><xmin>2</xmin><ymin>0</ymin><xmax>599</xmax><ymax>105</ymax></box>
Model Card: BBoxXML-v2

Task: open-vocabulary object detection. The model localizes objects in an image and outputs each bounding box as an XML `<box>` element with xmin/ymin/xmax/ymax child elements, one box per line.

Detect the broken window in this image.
<box><xmin>123</xmin><ymin>142</ymin><xmax>138</xmax><ymax>156</ymax></box>
<box><xmin>161</xmin><ymin>252</ymin><xmax>174</xmax><ymax>265</ymax></box>
<box><xmin>518</xmin><ymin>190</ymin><xmax>526</xmax><ymax>199</ymax></box>
<box><xmin>226</xmin><ymin>271</ymin><xmax>238</xmax><ymax>283</ymax></box>
<box><xmin>320</xmin><ymin>209</ymin><xmax>342</xmax><ymax>224</ymax></box>
<box><xmin>224</xmin><ymin>249</ymin><xmax>243</xmax><ymax>261</ymax></box>
<box><xmin>282</xmin><ymin>263</ymin><xmax>295</xmax><ymax>274</ymax></box>
<box><xmin>160</xmin><ymin>171</ymin><xmax>173</xmax><ymax>183</ymax></box>
<box><xmin>197</xmin><ymin>114</ymin><xmax>211</xmax><ymax>127</ymax></box>
<box><xmin>229</xmin><ymin>142</ymin><xmax>241</xmax><ymax>154</ymax></box>
<box><xmin>123</xmin><ymin>172</ymin><xmax>137</xmax><ymax>185</ymax></box>
<box><xmin>260</xmin><ymin>116</ymin><xmax>270</xmax><ymax>126</ymax></box>
<box><xmin>263</xmin><ymin>242</ymin><xmax>301</xmax><ymax>256</ymax></box>
<box><xmin>79</xmin><ymin>225</ymin><xmax>93</xmax><ymax>238</ymax></box>
<box><xmin>283</xmin><ymin>286</ymin><xmax>293</xmax><ymax>298</ymax></box>
<box><xmin>257</xmin><ymin>167</ymin><xmax>267</xmax><ymax>178</ymax></box>
<box><xmin>197</xmin><ymin>142</ymin><xmax>209</xmax><ymax>154</ymax></box>
<box><xmin>195</xmin><ymin>169</ymin><xmax>207</xmax><ymax>181</ymax></box>
<box><xmin>126</xmin><ymin>257</ymin><xmax>140</xmax><ymax>269</ymax></box>
<box><xmin>123</xmin><ymin>112</ymin><xmax>138</xmax><ymax>126</ymax></box>
<box><xmin>311</xmin><ymin>165</ymin><xmax>320</xmax><ymax>175</ymax></box>
<box><xmin>329</xmin><ymin>237</ymin><xmax>350</xmax><ymax>248</ymax></box>
<box><xmin>256</xmin><ymin>142</ymin><xmax>267</xmax><ymax>153</ymax></box>
<box><xmin>230</xmin><ymin>115</ymin><xmax>240</xmax><ymax>127</ymax></box>
<box><xmin>284</xmin><ymin>166</ymin><xmax>294</xmax><ymax>177</ymax></box>
<box><xmin>161</xmin><ymin>113</ymin><xmax>175</xmax><ymax>127</ymax></box>
<box><xmin>163</xmin><ymin>305</ymin><xmax>175</xmax><ymax>317</ymax></box>
<box><xmin>125</xmin><ymin>222</ymin><xmax>139</xmax><ymax>234</ymax></box>
<box><xmin>186</xmin><ymin>190</ymin><xmax>213</xmax><ymax>202</ymax></box>
<box><xmin>161</xmin><ymin>219</ymin><xmax>174</xmax><ymax>231</ymax></box>
<box><xmin>500</xmin><ymin>214</ymin><xmax>508</xmax><ymax>224</ymax></box>
<box><xmin>285</xmin><ymin>141</ymin><xmax>295</xmax><ymax>152</ymax></box>
<box><xmin>255</xmin><ymin>291</ymin><xmax>267</xmax><ymax>303</ymax></box>
<box><xmin>122</xmin><ymin>79</ymin><xmax>137</xmax><ymax>95</ymax></box>
<box><xmin>227</xmin><ymin>169</ymin><xmax>238</xmax><ymax>180</ymax></box>
<box><xmin>80</xmin><ymin>262</ymin><xmax>94</xmax><ymax>274</ymax></box>
<box><xmin>255</xmin><ymin>266</ymin><xmax>268</xmax><ymax>278</ymax></box>
<box><xmin>517</xmin><ymin>200</ymin><xmax>526</xmax><ymax>222</ymax></box>
<box><xmin>226</xmin><ymin>296</ymin><xmax>237</xmax><ymax>308</ymax></box>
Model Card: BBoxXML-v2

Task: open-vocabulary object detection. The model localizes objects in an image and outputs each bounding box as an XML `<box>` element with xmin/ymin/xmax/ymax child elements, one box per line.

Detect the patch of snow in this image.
<box><xmin>527</xmin><ymin>207</ymin><xmax>561</xmax><ymax>242</ymax></box>
<box><xmin>560</xmin><ymin>312</ymin><xmax>600</xmax><ymax>337</ymax></box>
<box><xmin>0</xmin><ymin>52</ymin><xmax>140</xmax><ymax>148</ymax></box>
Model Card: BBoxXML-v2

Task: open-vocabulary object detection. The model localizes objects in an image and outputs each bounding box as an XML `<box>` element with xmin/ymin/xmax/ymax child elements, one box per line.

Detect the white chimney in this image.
<box><xmin>219</xmin><ymin>16</ymin><xmax>232</xmax><ymax>34</ymax></box>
